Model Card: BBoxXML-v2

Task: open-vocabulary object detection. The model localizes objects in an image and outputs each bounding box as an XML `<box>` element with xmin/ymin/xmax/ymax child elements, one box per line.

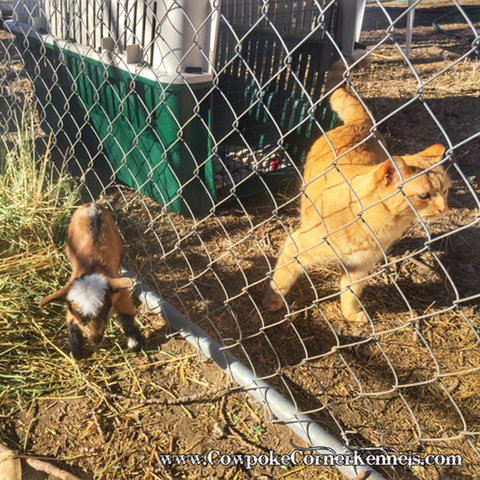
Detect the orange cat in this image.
<box><xmin>263</xmin><ymin>52</ymin><xmax>450</xmax><ymax>323</ymax></box>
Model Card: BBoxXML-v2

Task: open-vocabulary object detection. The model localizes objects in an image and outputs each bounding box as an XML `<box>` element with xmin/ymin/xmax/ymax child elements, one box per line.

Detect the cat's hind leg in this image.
<box><xmin>263</xmin><ymin>231</ymin><xmax>316</xmax><ymax>311</ymax></box>
<box><xmin>340</xmin><ymin>269</ymin><xmax>370</xmax><ymax>323</ymax></box>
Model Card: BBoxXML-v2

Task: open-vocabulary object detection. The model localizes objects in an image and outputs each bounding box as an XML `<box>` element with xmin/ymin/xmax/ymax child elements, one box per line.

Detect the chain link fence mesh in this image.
<box><xmin>1</xmin><ymin>0</ymin><xmax>479</xmax><ymax>478</ymax></box>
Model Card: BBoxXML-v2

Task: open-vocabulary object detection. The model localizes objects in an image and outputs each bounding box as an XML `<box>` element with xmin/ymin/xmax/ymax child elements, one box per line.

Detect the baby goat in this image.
<box><xmin>40</xmin><ymin>203</ymin><xmax>145</xmax><ymax>358</ymax></box>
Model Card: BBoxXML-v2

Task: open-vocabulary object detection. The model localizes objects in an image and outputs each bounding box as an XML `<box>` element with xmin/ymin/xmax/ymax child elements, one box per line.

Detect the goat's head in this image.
<box><xmin>40</xmin><ymin>274</ymin><xmax>134</xmax><ymax>345</ymax></box>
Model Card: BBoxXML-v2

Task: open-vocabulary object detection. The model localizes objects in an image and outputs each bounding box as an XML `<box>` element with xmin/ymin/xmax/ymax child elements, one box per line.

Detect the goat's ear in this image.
<box><xmin>39</xmin><ymin>285</ymin><xmax>70</xmax><ymax>307</ymax></box>
<box><xmin>108</xmin><ymin>277</ymin><xmax>134</xmax><ymax>292</ymax></box>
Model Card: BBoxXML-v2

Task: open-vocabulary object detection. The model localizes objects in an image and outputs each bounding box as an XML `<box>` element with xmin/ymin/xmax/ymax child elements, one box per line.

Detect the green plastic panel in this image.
<box><xmin>18</xmin><ymin>35</ymin><xmax>215</xmax><ymax>216</ymax></box>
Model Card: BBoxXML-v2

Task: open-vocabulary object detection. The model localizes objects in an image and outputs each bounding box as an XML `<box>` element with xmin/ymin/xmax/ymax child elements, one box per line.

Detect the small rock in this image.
<box><xmin>212</xmin><ymin>422</ymin><xmax>226</xmax><ymax>439</ymax></box>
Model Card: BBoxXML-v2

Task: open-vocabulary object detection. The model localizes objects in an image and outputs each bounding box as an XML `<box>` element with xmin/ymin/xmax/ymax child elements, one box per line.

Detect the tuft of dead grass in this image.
<box><xmin>0</xmin><ymin>107</ymin><xmax>80</xmax><ymax>413</ymax></box>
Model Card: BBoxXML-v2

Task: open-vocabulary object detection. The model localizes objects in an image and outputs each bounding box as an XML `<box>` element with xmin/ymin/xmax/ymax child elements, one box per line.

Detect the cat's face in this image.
<box><xmin>402</xmin><ymin>171</ymin><xmax>450</xmax><ymax>221</ymax></box>
<box><xmin>378</xmin><ymin>145</ymin><xmax>450</xmax><ymax>222</ymax></box>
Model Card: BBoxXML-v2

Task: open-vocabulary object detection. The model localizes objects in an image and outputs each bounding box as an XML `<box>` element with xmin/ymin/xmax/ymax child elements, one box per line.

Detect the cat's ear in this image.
<box><xmin>417</xmin><ymin>144</ymin><xmax>445</xmax><ymax>165</ymax></box>
<box><xmin>380</xmin><ymin>156</ymin><xmax>411</xmax><ymax>186</ymax></box>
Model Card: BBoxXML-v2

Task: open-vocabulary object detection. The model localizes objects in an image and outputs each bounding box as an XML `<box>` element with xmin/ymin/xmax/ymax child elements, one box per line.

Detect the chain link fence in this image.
<box><xmin>1</xmin><ymin>0</ymin><xmax>479</xmax><ymax>478</ymax></box>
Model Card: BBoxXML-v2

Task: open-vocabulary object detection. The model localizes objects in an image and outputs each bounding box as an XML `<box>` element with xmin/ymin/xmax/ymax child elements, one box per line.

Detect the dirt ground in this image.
<box><xmin>1</xmin><ymin>1</ymin><xmax>480</xmax><ymax>479</ymax></box>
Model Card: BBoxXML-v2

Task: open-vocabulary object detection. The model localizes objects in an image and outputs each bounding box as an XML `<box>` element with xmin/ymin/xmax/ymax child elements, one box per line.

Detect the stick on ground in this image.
<box><xmin>0</xmin><ymin>444</ymin><xmax>83</xmax><ymax>480</ymax></box>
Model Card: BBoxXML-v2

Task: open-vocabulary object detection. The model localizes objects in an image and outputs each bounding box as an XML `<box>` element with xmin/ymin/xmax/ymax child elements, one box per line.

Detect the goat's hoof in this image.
<box><xmin>69</xmin><ymin>349</ymin><xmax>85</xmax><ymax>360</ymax></box>
<box><xmin>128</xmin><ymin>336</ymin><xmax>146</xmax><ymax>352</ymax></box>
<box><xmin>262</xmin><ymin>287</ymin><xmax>284</xmax><ymax>311</ymax></box>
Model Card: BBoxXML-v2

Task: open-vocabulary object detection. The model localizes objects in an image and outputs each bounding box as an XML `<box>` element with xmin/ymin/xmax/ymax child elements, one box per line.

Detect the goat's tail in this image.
<box><xmin>83</xmin><ymin>202</ymin><xmax>103</xmax><ymax>244</ymax></box>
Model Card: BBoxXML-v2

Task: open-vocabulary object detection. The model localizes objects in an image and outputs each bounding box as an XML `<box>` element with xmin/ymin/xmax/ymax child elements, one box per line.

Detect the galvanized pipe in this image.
<box><xmin>122</xmin><ymin>269</ymin><xmax>386</xmax><ymax>480</ymax></box>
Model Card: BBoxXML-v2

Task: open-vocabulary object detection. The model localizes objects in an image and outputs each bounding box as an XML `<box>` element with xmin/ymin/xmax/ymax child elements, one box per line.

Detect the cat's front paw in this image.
<box><xmin>262</xmin><ymin>286</ymin><xmax>285</xmax><ymax>311</ymax></box>
<box><xmin>345</xmin><ymin>311</ymin><xmax>369</xmax><ymax>324</ymax></box>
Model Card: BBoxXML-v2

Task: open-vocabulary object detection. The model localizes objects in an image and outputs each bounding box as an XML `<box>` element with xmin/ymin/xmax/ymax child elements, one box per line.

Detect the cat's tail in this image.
<box><xmin>325</xmin><ymin>50</ymin><xmax>372</xmax><ymax>125</ymax></box>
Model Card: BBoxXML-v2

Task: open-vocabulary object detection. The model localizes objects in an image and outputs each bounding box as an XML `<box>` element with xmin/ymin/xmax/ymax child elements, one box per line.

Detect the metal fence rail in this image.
<box><xmin>1</xmin><ymin>0</ymin><xmax>479</xmax><ymax>478</ymax></box>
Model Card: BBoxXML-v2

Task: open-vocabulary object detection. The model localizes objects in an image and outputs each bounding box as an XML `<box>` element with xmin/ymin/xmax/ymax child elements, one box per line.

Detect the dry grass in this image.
<box><xmin>1</xmin><ymin>2</ymin><xmax>480</xmax><ymax>480</ymax></box>
<box><xmin>0</xmin><ymin>109</ymin><xmax>79</xmax><ymax>409</ymax></box>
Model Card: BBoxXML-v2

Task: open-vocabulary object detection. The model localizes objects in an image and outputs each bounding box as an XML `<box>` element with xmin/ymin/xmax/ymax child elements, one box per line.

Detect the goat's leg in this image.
<box><xmin>113</xmin><ymin>290</ymin><xmax>145</xmax><ymax>352</ymax></box>
<box><xmin>68</xmin><ymin>322</ymin><xmax>84</xmax><ymax>359</ymax></box>
<box><xmin>117</xmin><ymin>314</ymin><xmax>145</xmax><ymax>351</ymax></box>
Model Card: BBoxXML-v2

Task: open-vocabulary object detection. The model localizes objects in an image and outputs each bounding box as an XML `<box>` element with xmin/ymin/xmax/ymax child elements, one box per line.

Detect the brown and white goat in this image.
<box><xmin>39</xmin><ymin>203</ymin><xmax>145</xmax><ymax>358</ymax></box>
